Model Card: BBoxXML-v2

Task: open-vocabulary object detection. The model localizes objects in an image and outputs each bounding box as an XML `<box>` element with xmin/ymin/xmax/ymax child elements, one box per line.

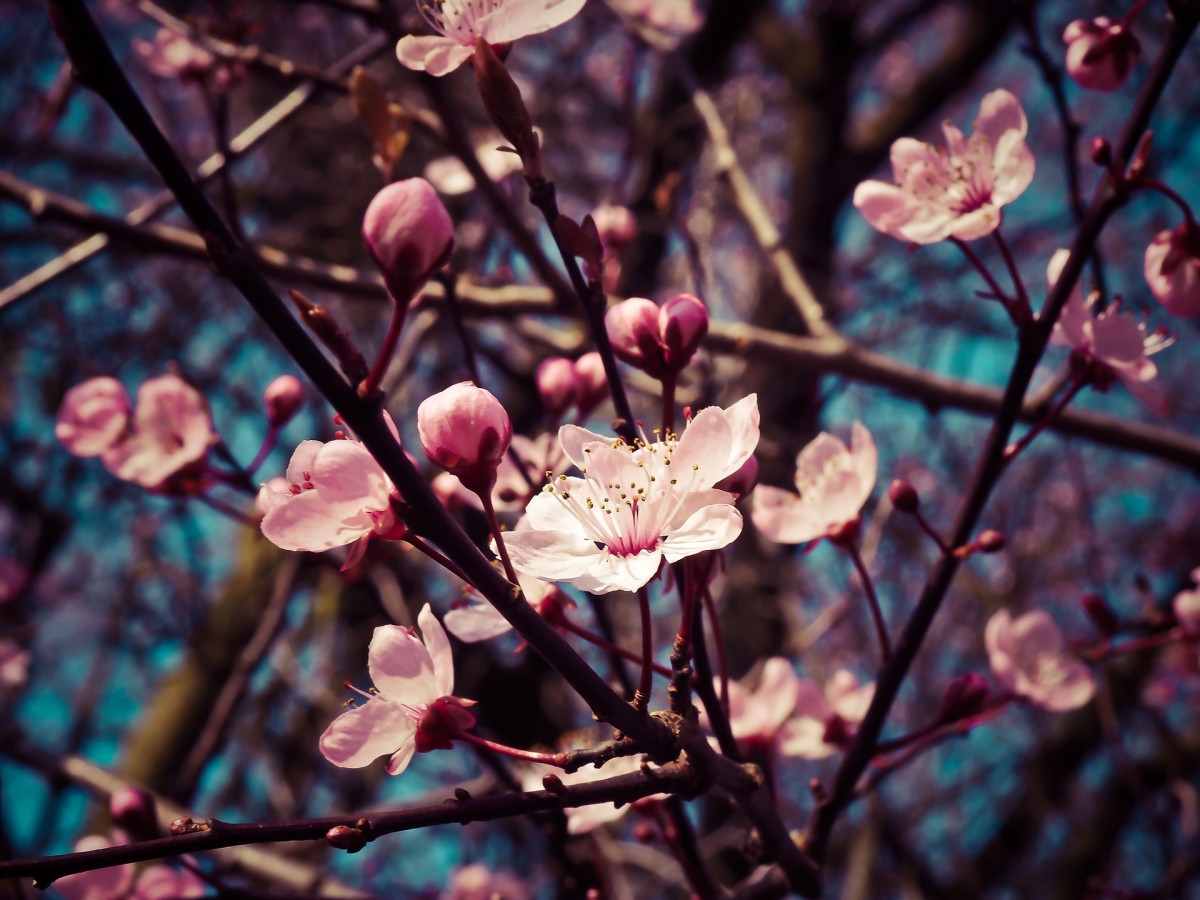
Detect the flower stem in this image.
<box><xmin>660</xmin><ymin>371</ymin><xmax>676</xmax><ymax>437</ymax></box>
<box><xmin>359</xmin><ymin>288</ymin><xmax>411</xmax><ymax>398</ymax></box>
<box><xmin>452</xmin><ymin>729</ymin><xmax>567</xmax><ymax>767</ymax></box>
<box><xmin>841</xmin><ymin>541</ymin><xmax>892</xmax><ymax>665</ymax></box>
<box><xmin>480</xmin><ymin>491</ymin><xmax>520</xmax><ymax>586</ymax></box>
<box><xmin>559</xmin><ymin>618</ymin><xmax>672</xmax><ymax>677</ymax></box>
<box><xmin>952</xmin><ymin>237</ymin><xmax>1023</xmax><ymax>327</ymax></box>
<box><xmin>246</xmin><ymin>425</ymin><xmax>279</xmax><ymax>476</ymax></box>
<box><xmin>700</xmin><ymin>583</ymin><xmax>729</xmax><ymax>712</ymax></box>
<box><xmin>404</xmin><ymin>533</ymin><xmax>475</xmax><ymax>587</ymax></box>
<box><xmin>437</xmin><ymin>269</ymin><xmax>481</xmax><ymax>383</ymax></box>
<box><xmin>992</xmin><ymin>229</ymin><xmax>1032</xmax><ymax>320</ymax></box>
<box><xmin>1141</xmin><ymin>177</ymin><xmax>1199</xmax><ymax>228</ymax></box>
<box><xmin>1003</xmin><ymin>377</ymin><xmax>1087</xmax><ymax>462</ymax></box>
<box><xmin>913</xmin><ymin>509</ymin><xmax>952</xmax><ymax>555</ymax></box>
<box><xmin>634</xmin><ymin>586</ymin><xmax>655</xmax><ymax>711</ymax></box>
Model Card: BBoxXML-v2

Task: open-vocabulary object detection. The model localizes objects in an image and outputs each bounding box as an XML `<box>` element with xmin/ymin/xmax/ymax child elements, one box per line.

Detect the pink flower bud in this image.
<box><xmin>535</xmin><ymin>357</ymin><xmax>579</xmax><ymax>421</ymax></box>
<box><xmin>1090</xmin><ymin>136</ymin><xmax>1112</xmax><ymax>167</ymax></box>
<box><xmin>326</xmin><ymin>825</ymin><xmax>368</xmax><ymax>853</ymax></box>
<box><xmin>56</xmin><ymin>377</ymin><xmax>132</xmax><ymax>457</ymax></box>
<box><xmin>573</xmin><ymin>352</ymin><xmax>608</xmax><ymax>415</ymax></box>
<box><xmin>659</xmin><ymin>293</ymin><xmax>708</xmax><ymax>370</ymax></box>
<box><xmin>592</xmin><ymin>203</ymin><xmax>637</xmax><ymax>248</ymax></box>
<box><xmin>975</xmin><ymin>529</ymin><xmax>1006</xmax><ymax>553</ymax></box>
<box><xmin>605</xmin><ymin>297</ymin><xmax>665</xmax><ymax>377</ymax></box>
<box><xmin>1144</xmin><ymin>222</ymin><xmax>1200</xmax><ymax>318</ymax></box>
<box><xmin>110</xmin><ymin>788</ymin><xmax>157</xmax><ymax>837</ymax></box>
<box><xmin>417</xmin><ymin>382</ymin><xmax>513</xmax><ymax>496</ymax></box>
<box><xmin>263</xmin><ymin>375</ymin><xmax>304</xmax><ymax>428</ymax></box>
<box><xmin>937</xmin><ymin>673</ymin><xmax>990</xmax><ymax>724</ymax></box>
<box><xmin>1063</xmin><ymin>18</ymin><xmax>1140</xmax><ymax>92</ymax></box>
<box><xmin>363</xmin><ymin>178</ymin><xmax>454</xmax><ymax>300</ymax></box>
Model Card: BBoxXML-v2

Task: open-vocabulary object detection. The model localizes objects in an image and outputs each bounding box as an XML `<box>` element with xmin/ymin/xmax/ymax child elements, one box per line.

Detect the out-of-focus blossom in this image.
<box><xmin>0</xmin><ymin>557</ymin><xmax>29</xmax><ymax>604</ymax></box>
<box><xmin>704</xmin><ymin>657</ymin><xmax>800</xmax><ymax>749</ymax></box>
<box><xmin>605</xmin><ymin>294</ymin><xmax>709</xmax><ymax>379</ymax></box>
<box><xmin>396</xmin><ymin>0</ymin><xmax>587</xmax><ymax>76</ymax></box>
<box><xmin>441</xmin><ymin>865</ymin><xmax>531</xmax><ymax>900</ymax></box>
<box><xmin>1144</xmin><ymin>222</ymin><xmax>1200</xmax><ymax>318</ymax></box>
<box><xmin>853</xmin><ymin>89</ymin><xmax>1034</xmax><ymax>243</ymax></box>
<box><xmin>1174</xmin><ymin>568</ymin><xmax>1200</xmax><ymax>636</ymax></box>
<box><xmin>607</xmin><ymin>0</ymin><xmax>703</xmax><ymax>48</ymax></box>
<box><xmin>592</xmin><ymin>203</ymin><xmax>637</xmax><ymax>248</ymax></box>
<box><xmin>521</xmin><ymin>753</ymin><xmax>667</xmax><ymax>834</ymax></box>
<box><xmin>436</xmin><ymin>433</ymin><xmax>563</xmax><ymax>516</ymax></box>
<box><xmin>363</xmin><ymin>178</ymin><xmax>455</xmax><ymax>299</ymax></box>
<box><xmin>423</xmin><ymin>142</ymin><xmax>524</xmax><ymax>195</ymax></box>
<box><xmin>418</xmin><ymin>383</ymin><xmax>513</xmax><ymax>496</ymax></box>
<box><xmin>1063</xmin><ymin>17</ymin><xmax>1140</xmax><ymax>92</ymax></box>
<box><xmin>444</xmin><ymin>572</ymin><xmax>572</xmax><ymax>642</ymax></box>
<box><xmin>985</xmin><ymin>609</ymin><xmax>1095</xmax><ymax>712</ymax></box>
<box><xmin>536</xmin><ymin>357</ymin><xmax>580</xmax><ymax>421</ymax></box>
<box><xmin>258</xmin><ymin>413</ymin><xmax>405</xmax><ymax>567</ymax></box>
<box><xmin>320</xmin><ymin>605</ymin><xmax>474</xmax><ymax>776</ymax></box>
<box><xmin>573</xmin><ymin>352</ymin><xmax>608</xmax><ymax>416</ymax></box>
<box><xmin>0</xmin><ymin>639</ymin><xmax>29</xmax><ymax>688</ymax></box>
<box><xmin>133</xmin><ymin>29</ymin><xmax>215</xmax><ymax>81</ymax></box>
<box><xmin>56</xmin><ymin>377</ymin><xmax>132</xmax><ymax>457</ymax></box>
<box><xmin>503</xmin><ymin>396</ymin><xmax>759</xmax><ymax>594</ymax></box>
<box><xmin>263</xmin><ymin>375</ymin><xmax>304</xmax><ymax>428</ymax></box>
<box><xmin>1048</xmin><ymin>249</ymin><xmax>1172</xmax><ymax>414</ymax></box>
<box><xmin>751</xmin><ymin>422</ymin><xmax>876</xmax><ymax>545</ymax></box>
<box><xmin>99</xmin><ymin>375</ymin><xmax>218</xmax><ymax>493</ymax></box>
<box><xmin>779</xmin><ymin>670</ymin><xmax>875</xmax><ymax>759</ymax></box>
<box><xmin>54</xmin><ymin>833</ymin><xmax>206</xmax><ymax>900</ymax></box>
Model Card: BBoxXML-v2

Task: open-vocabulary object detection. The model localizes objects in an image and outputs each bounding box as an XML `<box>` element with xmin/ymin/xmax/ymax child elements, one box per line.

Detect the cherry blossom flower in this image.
<box><xmin>363</xmin><ymin>178</ymin><xmax>455</xmax><ymax>300</ymax></box>
<box><xmin>418</xmin><ymin>383</ymin><xmax>513</xmax><ymax>496</ymax></box>
<box><xmin>396</xmin><ymin>0</ymin><xmax>588</xmax><ymax>77</ymax></box>
<box><xmin>985</xmin><ymin>609</ymin><xmax>1095</xmax><ymax>712</ymax></box>
<box><xmin>133</xmin><ymin>29</ymin><xmax>215</xmax><ymax>81</ymax></box>
<box><xmin>520</xmin><ymin>753</ymin><xmax>667</xmax><ymax>834</ymax></box>
<box><xmin>703</xmin><ymin>657</ymin><xmax>800</xmax><ymax>749</ymax></box>
<box><xmin>1048</xmin><ymin>249</ymin><xmax>1172</xmax><ymax>414</ymax></box>
<box><xmin>320</xmin><ymin>604</ymin><xmax>475</xmax><ymax>776</ymax></box>
<box><xmin>54</xmin><ymin>833</ymin><xmax>206</xmax><ymax>900</ymax></box>
<box><xmin>444</xmin><ymin>572</ymin><xmax>571</xmax><ymax>642</ymax></box>
<box><xmin>0</xmin><ymin>639</ymin><xmax>29</xmax><ymax>689</ymax></box>
<box><xmin>1144</xmin><ymin>222</ymin><xmax>1200</xmax><ymax>318</ymax></box>
<box><xmin>263</xmin><ymin>375</ymin><xmax>303</xmax><ymax>428</ymax></box>
<box><xmin>56</xmin><ymin>377</ymin><xmax>132</xmax><ymax>457</ymax></box>
<box><xmin>779</xmin><ymin>670</ymin><xmax>875</xmax><ymax>760</ymax></box>
<box><xmin>99</xmin><ymin>374</ymin><xmax>218</xmax><ymax>493</ymax></box>
<box><xmin>1174</xmin><ymin>568</ymin><xmax>1200</xmax><ymax>636</ymax></box>
<box><xmin>258</xmin><ymin>413</ymin><xmax>405</xmax><ymax>567</ymax></box>
<box><xmin>441</xmin><ymin>865</ymin><xmax>531</xmax><ymax>900</ymax></box>
<box><xmin>853</xmin><ymin>89</ymin><xmax>1034</xmax><ymax>243</ymax></box>
<box><xmin>502</xmin><ymin>395</ymin><xmax>759</xmax><ymax>594</ymax></box>
<box><xmin>751</xmin><ymin>422</ymin><xmax>876</xmax><ymax>545</ymax></box>
<box><xmin>608</xmin><ymin>0</ymin><xmax>703</xmax><ymax>48</ymax></box>
<box><xmin>1063</xmin><ymin>17</ymin><xmax>1140</xmax><ymax>92</ymax></box>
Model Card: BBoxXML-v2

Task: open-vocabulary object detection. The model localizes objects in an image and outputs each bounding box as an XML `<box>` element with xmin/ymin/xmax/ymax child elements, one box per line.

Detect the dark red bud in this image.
<box><xmin>827</xmin><ymin>517</ymin><xmax>861</xmax><ymax>548</ymax></box>
<box><xmin>109</xmin><ymin>788</ymin><xmax>157</xmax><ymax>838</ymax></box>
<box><xmin>1080</xmin><ymin>593</ymin><xmax>1121</xmax><ymax>636</ymax></box>
<box><xmin>1090</xmin><ymin>137</ymin><xmax>1112</xmax><ymax>167</ymax></box>
<box><xmin>326</xmin><ymin>825</ymin><xmax>368</xmax><ymax>853</ymax></box>
<box><xmin>887</xmin><ymin>478</ymin><xmax>920</xmax><ymax>513</ymax></box>
<box><xmin>937</xmin><ymin>672</ymin><xmax>990</xmax><ymax>724</ymax></box>
<box><xmin>975</xmin><ymin>529</ymin><xmax>1006</xmax><ymax>553</ymax></box>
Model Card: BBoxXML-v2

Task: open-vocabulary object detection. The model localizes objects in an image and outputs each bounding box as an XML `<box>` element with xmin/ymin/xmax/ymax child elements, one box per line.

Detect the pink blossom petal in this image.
<box><xmin>559</xmin><ymin>425</ymin><xmax>612</xmax><ymax>470</ymax></box>
<box><xmin>311</xmin><ymin>440</ymin><xmax>391</xmax><ymax>510</ymax></box>
<box><xmin>319</xmin><ymin>698</ymin><xmax>416</xmax><ymax>769</ymax></box>
<box><xmin>395</xmin><ymin>35</ymin><xmax>474</xmax><ymax>75</ymax></box>
<box><xmin>502</xmin><ymin>527</ymin><xmax>605</xmax><ymax>581</ymax></box>
<box><xmin>260</xmin><ymin>489</ymin><xmax>370</xmax><ymax>551</ymax></box>
<box><xmin>284</xmin><ymin>440</ymin><xmax>324</xmax><ymax>483</ymax></box>
<box><xmin>974</xmin><ymin>89</ymin><xmax>1027</xmax><ymax>148</ymax></box>
<box><xmin>445</xmin><ymin>602</ymin><xmax>514</xmax><ymax>642</ymax></box>
<box><xmin>55</xmin><ymin>377</ymin><xmax>132</xmax><ymax>457</ymax></box>
<box><xmin>661</xmin><ymin>504</ymin><xmax>743</xmax><ymax>562</ymax></box>
<box><xmin>778</xmin><ymin>717</ymin><xmax>834</xmax><ymax>759</ymax></box>
<box><xmin>477</xmin><ymin>0</ymin><xmax>587</xmax><ymax>43</ymax></box>
<box><xmin>367</xmin><ymin>624</ymin><xmax>438</xmax><ymax>704</ymax></box>
<box><xmin>419</xmin><ymin>604</ymin><xmax>455</xmax><ymax>698</ymax></box>
<box><xmin>570</xmin><ymin>547</ymin><xmax>664</xmax><ymax>595</ymax></box>
<box><xmin>750</xmin><ymin>485</ymin><xmax>825</xmax><ymax>545</ymax></box>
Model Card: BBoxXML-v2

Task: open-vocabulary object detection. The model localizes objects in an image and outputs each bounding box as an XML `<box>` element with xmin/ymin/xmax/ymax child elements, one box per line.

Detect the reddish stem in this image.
<box><xmin>992</xmin><ymin>229</ymin><xmax>1032</xmax><ymax>321</ymax></box>
<box><xmin>634</xmin><ymin>586</ymin><xmax>655</xmax><ymax>711</ymax></box>
<box><xmin>1004</xmin><ymin>377</ymin><xmax>1087</xmax><ymax>462</ymax></box>
<box><xmin>660</xmin><ymin>371</ymin><xmax>676</xmax><ymax>436</ymax></box>
<box><xmin>700</xmin><ymin>584</ymin><xmax>729</xmax><ymax>712</ymax></box>
<box><xmin>559</xmin><ymin>617</ymin><xmax>673</xmax><ymax>677</ymax></box>
<box><xmin>359</xmin><ymin>289</ymin><xmax>411</xmax><ymax>398</ymax></box>
<box><xmin>1141</xmin><ymin>177</ymin><xmax>1198</xmax><ymax>228</ymax></box>
<box><xmin>404</xmin><ymin>534</ymin><xmax>475</xmax><ymax>587</ymax></box>
<box><xmin>912</xmin><ymin>509</ymin><xmax>952</xmax><ymax>555</ymax></box>
<box><xmin>841</xmin><ymin>541</ymin><xmax>892</xmax><ymax>665</ymax></box>
<box><xmin>452</xmin><ymin>729</ymin><xmax>567</xmax><ymax>767</ymax></box>
<box><xmin>480</xmin><ymin>490</ymin><xmax>520</xmax><ymax>586</ymax></box>
<box><xmin>952</xmin><ymin>236</ymin><xmax>1021</xmax><ymax>326</ymax></box>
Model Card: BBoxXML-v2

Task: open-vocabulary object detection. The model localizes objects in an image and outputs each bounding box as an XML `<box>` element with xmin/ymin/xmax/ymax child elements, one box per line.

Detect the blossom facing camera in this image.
<box><xmin>363</xmin><ymin>178</ymin><xmax>455</xmax><ymax>300</ymax></box>
<box><xmin>853</xmin><ymin>89</ymin><xmax>1034</xmax><ymax>243</ymax></box>
<box><xmin>418</xmin><ymin>382</ymin><xmax>513</xmax><ymax>496</ymax></box>
<box><xmin>396</xmin><ymin>0</ymin><xmax>587</xmax><ymax>77</ymax></box>
<box><xmin>320</xmin><ymin>604</ymin><xmax>474</xmax><ymax>776</ymax></box>
<box><xmin>502</xmin><ymin>395</ymin><xmax>759</xmax><ymax>594</ymax></box>
<box><xmin>263</xmin><ymin>375</ymin><xmax>304</xmax><ymax>428</ymax></box>
<box><xmin>751</xmin><ymin>422</ymin><xmax>876</xmax><ymax>545</ymax></box>
<box><xmin>1048</xmin><ymin>249</ymin><xmax>1172</xmax><ymax>414</ymax></box>
<box><xmin>1063</xmin><ymin>17</ymin><xmax>1140</xmax><ymax>92</ymax></box>
<box><xmin>778</xmin><ymin>670</ymin><xmax>875</xmax><ymax>760</ymax></box>
<box><xmin>56</xmin><ymin>376</ymin><xmax>132</xmax><ymax>457</ymax></box>
<box><xmin>985</xmin><ymin>609</ymin><xmax>1095</xmax><ymax>712</ymax></box>
<box><xmin>1144</xmin><ymin>222</ymin><xmax>1200</xmax><ymax>318</ymax></box>
<box><xmin>705</xmin><ymin>657</ymin><xmax>801</xmax><ymax>749</ymax></box>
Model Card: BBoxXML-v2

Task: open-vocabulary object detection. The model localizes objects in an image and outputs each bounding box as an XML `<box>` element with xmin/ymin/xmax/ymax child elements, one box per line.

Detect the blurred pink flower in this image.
<box><xmin>423</xmin><ymin>142</ymin><xmax>524</xmax><ymax>195</ymax></box>
<box><xmin>133</xmin><ymin>29</ymin><xmax>214</xmax><ymax>81</ymax></box>
<box><xmin>985</xmin><ymin>609</ymin><xmax>1095</xmax><ymax>712</ymax></box>
<box><xmin>54</xmin><ymin>834</ymin><xmax>206</xmax><ymax>900</ymax></box>
<box><xmin>0</xmin><ymin>557</ymin><xmax>28</xmax><ymax>604</ymax></box>
<box><xmin>1174</xmin><ymin>567</ymin><xmax>1200</xmax><ymax>636</ymax></box>
<box><xmin>0</xmin><ymin>639</ymin><xmax>29</xmax><ymax>688</ymax></box>
<box><xmin>503</xmin><ymin>395</ymin><xmax>759</xmax><ymax>593</ymax></box>
<box><xmin>521</xmin><ymin>753</ymin><xmax>667</xmax><ymax>834</ymax></box>
<box><xmin>592</xmin><ymin>203</ymin><xmax>637</xmax><ymax>248</ymax></box>
<box><xmin>751</xmin><ymin>422</ymin><xmax>876</xmax><ymax>545</ymax></box>
<box><xmin>258</xmin><ymin>413</ymin><xmax>404</xmax><ymax>566</ymax></box>
<box><xmin>605</xmin><ymin>294</ymin><xmax>709</xmax><ymax>379</ymax></box>
<box><xmin>444</xmin><ymin>572</ymin><xmax>571</xmax><ymax>642</ymax></box>
<box><xmin>263</xmin><ymin>375</ymin><xmax>304</xmax><ymax>428</ymax></box>
<box><xmin>705</xmin><ymin>657</ymin><xmax>800</xmax><ymax>749</ymax></box>
<box><xmin>396</xmin><ymin>0</ymin><xmax>587</xmax><ymax>76</ymax></box>
<box><xmin>1063</xmin><ymin>17</ymin><xmax>1140</xmax><ymax>92</ymax></box>
<box><xmin>1144</xmin><ymin>222</ymin><xmax>1200</xmax><ymax>318</ymax></box>
<box><xmin>779</xmin><ymin>670</ymin><xmax>875</xmax><ymax>760</ymax></box>
<box><xmin>320</xmin><ymin>604</ymin><xmax>474</xmax><ymax>776</ymax></box>
<box><xmin>853</xmin><ymin>89</ymin><xmax>1034</xmax><ymax>243</ymax></box>
<box><xmin>441</xmin><ymin>864</ymin><xmax>531</xmax><ymax>900</ymax></box>
<box><xmin>56</xmin><ymin>377</ymin><xmax>132</xmax><ymax>457</ymax></box>
<box><xmin>1048</xmin><ymin>249</ymin><xmax>1172</xmax><ymax>414</ymax></box>
<box><xmin>99</xmin><ymin>375</ymin><xmax>218</xmax><ymax>492</ymax></box>
<box><xmin>608</xmin><ymin>0</ymin><xmax>703</xmax><ymax>47</ymax></box>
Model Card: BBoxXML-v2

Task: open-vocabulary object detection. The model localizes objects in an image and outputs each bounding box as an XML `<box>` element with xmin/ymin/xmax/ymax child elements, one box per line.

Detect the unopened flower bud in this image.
<box><xmin>326</xmin><ymin>825</ymin><xmax>368</xmax><ymax>853</ymax></box>
<box><xmin>418</xmin><ymin>383</ymin><xmax>513</xmax><ymax>496</ymax></box>
<box><xmin>887</xmin><ymin>478</ymin><xmax>920</xmax><ymax>513</ymax></box>
<box><xmin>937</xmin><ymin>672</ymin><xmax>990</xmax><ymax>724</ymax></box>
<box><xmin>1174</xmin><ymin>570</ymin><xmax>1200</xmax><ymax>636</ymax></box>
<box><xmin>1080</xmin><ymin>593</ymin><xmax>1121</xmax><ymax>636</ymax></box>
<box><xmin>363</xmin><ymin>178</ymin><xmax>454</xmax><ymax>300</ymax></box>
<box><xmin>573</xmin><ymin>352</ymin><xmax>608</xmax><ymax>416</ymax></box>
<box><xmin>1063</xmin><ymin>18</ymin><xmax>1140</xmax><ymax>93</ymax></box>
<box><xmin>606</xmin><ymin>297</ymin><xmax>666</xmax><ymax>377</ymax></box>
<box><xmin>1144</xmin><ymin>221</ymin><xmax>1200</xmax><ymax>318</ymax></box>
<box><xmin>542</xmin><ymin>772</ymin><xmax>567</xmax><ymax>795</ymax></box>
<box><xmin>263</xmin><ymin>375</ymin><xmax>303</xmax><ymax>428</ymax></box>
<box><xmin>975</xmin><ymin>529</ymin><xmax>1006</xmax><ymax>553</ymax></box>
<box><xmin>535</xmin><ymin>357</ymin><xmax>579</xmax><ymax>421</ymax></box>
<box><xmin>109</xmin><ymin>788</ymin><xmax>157</xmax><ymax>837</ymax></box>
<box><xmin>1090</xmin><ymin>136</ymin><xmax>1112</xmax><ymax>168</ymax></box>
<box><xmin>473</xmin><ymin>37</ymin><xmax>541</xmax><ymax>179</ymax></box>
<box><xmin>822</xmin><ymin>715</ymin><xmax>852</xmax><ymax>749</ymax></box>
<box><xmin>659</xmin><ymin>293</ymin><xmax>708</xmax><ymax>370</ymax></box>
<box><xmin>593</xmin><ymin>203</ymin><xmax>637</xmax><ymax>248</ymax></box>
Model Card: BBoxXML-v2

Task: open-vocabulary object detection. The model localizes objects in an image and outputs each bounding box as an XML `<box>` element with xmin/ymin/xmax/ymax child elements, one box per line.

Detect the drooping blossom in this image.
<box><xmin>1063</xmin><ymin>17</ymin><xmax>1140</xmax><ymax>92</ymax></box>
<box><xmin>320</xmin><ymin>604</ymin><xmax>475</xmax><ymax>776</ymax></box>
<box><xmin>520</xmin><ymin>753</ymin><xmax>668</xmax><ymax>834</ymax></box>
<box><xmin>440</xmin><ymin>865</ymin><xmax>531</xmax><ymax>900</ymax></box>
<box><xmin>56</xmin><ymin>377</ymin><xmax>132</xmax><ymax>457</ymax></box>
<box><xmin>396</xmin><ymin>0</ymin><xmax>588</xmax><ymax>77</ymax></box>
<box><xmin>607</xmin><ymin>0</ymin><xmax>703</xmax><ymax>48</ymax></box>
<box><xmin>258</xmin><ymin>413</ymin><xmax>405</xmax><ymax>567</ymax></box>
<box><xmin>701</xmin><ymin>657</ymin><xmax>800</xmax><ymax>749</ymax></box>
<box><xmin>363</xmin><ymin>178</ymin><xmax>455</xmax><ymax>299</ymax></box>
<box><xmin>778</xmin><ymin>670</ymin><xmax>875</xmax><ymax>760</ymax></box>
<box><xmin>985</xmin><ymin>609</ymin><xmax>1095</xmax><ymax>712</ymax></box>
<box><xmin>1048</xmin><ymin>249</ymin><xmax>1172</xmax><ymax>414</ymax></box>
<box><xmin>502</xmin><ymin>395</ymin><xmax>759</xmax><ymax>594</ymax></box>
<box><xmin>605</xmin><ymin>294</ymin><xmax>709</xmax><ymax>379</ymax></box>
<box><xmin>751</xmin><ymin>422</ymin><xmax>876</xmax><ymax>545</ymax></box>
<box><xmin>1144</xmin><ymin>222</ymin><xmax>1200</xmax><ymax>318</ymax></box>
<box><xmin>263</xmin><ymin>375</ymin><xmax>304</xmax><ymax>428</ymax></box>
<box><xmin>853</xmin><ymin>89</ymin><xmax>1034</xmax><ymax>243</ymax></box>
<box><xmin>99</xmin><ymin>374</ymin><xmax>218</xmax><ymax>493</ymax></box>
<box><xmin>54</xmin><ymin>833</ymin><xmax>206</xmax><ymax>900</ymax></box>
<box><xmin>444</xmin><ymin>571</ymin><xmax>572</xmax><ymax>643</ymax></box>
<box><xmin>418</xmin><ymin>383</ymin><xmax>513</xmax><ymax>496</ymax></box>
<box><xmin>1174</xmin><ymin>568</ymin><xmax>1200</xmax><ymax>636</ymax></box>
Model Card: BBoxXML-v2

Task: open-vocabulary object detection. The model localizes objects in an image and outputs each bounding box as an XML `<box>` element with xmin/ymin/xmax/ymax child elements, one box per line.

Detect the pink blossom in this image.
<box><xmin>363</xmin><ymin>178</ymin><xmax>455</xmax><ymax>299</ymax></box>
<box><xmin>1144</xmin><ymin>222</ymin><xmax>1200</xmax><ymax>318</ymax></box>
<box><xmin>985</xmin><ymin>609</ymin><xmax>1095</xmax><ymax>712</ymax></box>
<box><xmin>0</xmin><ymin>639</ymin><xmax>29</xmax><ymax>688</ymax></box>
<box><xmin>396</xmin><ymin>0</ymin><xmax>587</xmax><ymax>77</ymax></box>
<box><xmin>423</xmin><ymin>142</ymin><xmax>524</xmax><ymax>195</ymax></box>
<box><xmin>263</xmin><ymin>375</ymin><xmax>304</xmax><ymax>428</ymax></box>
<box><xmin>605</xmin><ymin>294</ymin><xmax>709</xmax><ymax>379</ymax></box>
<box><xmin>705</xmin><ymin>657</ymin><xmax>800</xmax><ymax>749</ymax></box>
<box><xmin>259</xmin><ymin>414</ymin><xmax>404</xmax><ymax>565</ymax></box>
<box><xmin>418</xmin><ymin>383</ymin><xmax>513</xmax><ymax>496</ymax></box>
<box><xmin>592</xmin><ymin>203</ymin><xmax>637</xmax><ymax>248</ymax></box>
<box><xmin>751</xmin><ymin>422</ymin><xmax>876</xmax><ymax>545</ymax></box>
<box><xmin>56</xmin><ymin>377</ymin><xmax>132</xmax><ymax>457</ymax></box>
<box><xmin>99</xmin><ymin>375</ymin><xmax>218</xmax><ymax>492</ymax></box>
<box><xmin>320</xmin><ymin>604</ymin><xmax>474</xmax><ymax>775</ymax></box>
<box><xmin>521</xmin><ymin>753</ymin><xmax>667</xmax><ymax>834</ymax></box>
<box><xmin>1174</xmin><ymin>568</ymin><xmax>1200</xmax><ymax>636</ymax></box>
<box><xmin>502</xmin><ymin>395</ymin><xmax>759</xmax><ymax>594</ymax></box>
<box><xmin>444</xmin><ymin>573</ymin><xmax>570</xmax><ymax>642</ymax></box>
<box><xmin>1063</xmin><ymin>17</ymin><xmax>1140</xmax><ymax>92</ymax></box>
<box><xmin>133</xmin><ymin>29</ymin><xmax>215</xmax><ymax>81</ymax></box>
<box><xmin>441</xmin><ymin>865</ymin><xmax>531</xmax><ymax>900</ymax></box>
<box><xmin>778</xmin><ymin>670</ymin><xmax>875</xmax><ymax>760</ymax></box>
<box><xmin>54</xmin><ymin>834</ymin><xmax>206</xmax><ymax>900</ymax></box>
<box><xmin>536</xmin><ymin>357</ymin><xmax>580</xmax><ymax>421</ymax></box>
<box><xmin>853</xmin><ymin>89</ymin><xmax>1034</xmax><ymax>243</ymax></box>
<box><xmin>573</xmin><ymin>351</ymin><xmax>608</xmax><ymax>416</ymax></box>
<box><xmin>1048</xmin><ymin>249</ymin><xmax>1172</xmax><ymax>414</ymax></box>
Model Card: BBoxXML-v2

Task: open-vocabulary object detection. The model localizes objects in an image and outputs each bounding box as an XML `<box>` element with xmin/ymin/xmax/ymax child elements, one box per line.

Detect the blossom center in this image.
<box><xmin>420</xmin><ymin>0</ymin><xmax>500</xmax><ymax>42</ymax></box>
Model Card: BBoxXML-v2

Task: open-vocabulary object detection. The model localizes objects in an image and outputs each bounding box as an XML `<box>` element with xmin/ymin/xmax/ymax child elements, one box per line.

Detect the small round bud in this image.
<box><xmin>573</xmin><ymin>352</ymin><xmax>608</xmax><ymax>415</ymax></box>
<box><xmin>659</xmin><ymin>293</ymin><xmax>709</xmax><ymax>371</ymax></box>
<box><xmin>535</xmin><ymin>357</ymin><xmax>579</xmax><ymax>421</ymax></box>
<box><xmin>827</xmin><ymin>517</ymin><xmax>861</xmax><ymax>548</ymax></box>
<box><xmin>1063</xmin><ymin>18</ymin><xmax>1140</xmax><ymax>93</ymax></box>
<box><xmin>263</xmin><ymin>375</ymin><xmax>303</xmax><ymax>428</ymax></box>
<box><xmin>1090</xmin><ymin>136</ymin><xmax>1112</xmax><ymax>168</ymax></box>
<box><xmin>937</xmin><ymin>672</ymin><xmax>990</xmax><ymax>724</ymax></box>
<box><xmin>975</xmin><ymin>529</ymin><xmax>1006</xmax><ymax>553</ymax></box>
<box><xmin>109</xmin><ymin>788</ymin><xmax>157</xmax><ymax>837</ymax></box>
<box><xmin>326</xmin><ymin>825</ymin><xmax>368</xmax><ymax>853</ymax></box>
<box><xmin>417</xmin><ymin>382</ymin><xmax>513</xmax><ymax>496</ymax></box>
<box><xmin>363</xmin><ymin>178</ymin><xmax>454</xmax><ymax>300</ymax></box>
<box><xmin>542</xmin><ymin>772</ymin><xmax>566</xmax><ymax>795</ymax></box>
<box><xmin>887</xmin><ymin>478</ymin><xmax>920</xmax><ymax>513</ymax></box>
<box><xmin>1079</xmin><ymin>593</ymin><xmax>1121</xmax><ymax>636</ymax></box>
